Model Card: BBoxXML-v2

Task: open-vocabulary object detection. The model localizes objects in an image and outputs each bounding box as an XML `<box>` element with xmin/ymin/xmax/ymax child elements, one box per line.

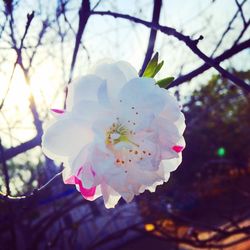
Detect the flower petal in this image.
<box><xmin>101</xmin><ymin>183</ymin><xmax>121</xmax><ymax>208</ymax></box>
<box><xmin>159</xmin><ymin>156</ymin><xmax>182</xmax><ymax>173</ymax></box>
<box><xmin>65</xmin><ymin>175</ymin><xmax>96</xmax><ymax>200</ymax></box>
<box><xmin>42</xmin><ymin>114</ymin><xmax>93</xmax><ymax>160</ymax></box>
<box><xmin>71</xmin><ymin>100</ymin><xmax>108</xmax><ymax>122</ymax></box>
<box><xmin>159</xmin><ymin>91</ymin><xmax>183</xmax><ymax>122</ymax></box>
<box><xmin>66</xmin><ymin>75</ymin><xmax>105</xmax><ymax>110</ymax></box>
<box><xmin>94</xmin><ymin>62</ymin><xmax>127</xmax><ymax>99</ymax></box>
<box><xmin>118</xmin><ymin>77</ymin><xmax>165</xmax><ymax>114</ymax></box>
<box><xmin>115</xmin><ymin>61</ymin><xmax>138</xmax><ymax>81</ymax></box>
<box><xmin>172</xmin><ymin>145</ymin><xmax>184</xmax><ymax>153</ymax></box>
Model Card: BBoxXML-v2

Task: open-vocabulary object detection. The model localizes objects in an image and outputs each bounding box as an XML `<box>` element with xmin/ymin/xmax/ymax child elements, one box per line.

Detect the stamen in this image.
<box><xmin>126</xmin><ymin>138</ymin><xmax>139</xmax><ymax>147</ymax></box>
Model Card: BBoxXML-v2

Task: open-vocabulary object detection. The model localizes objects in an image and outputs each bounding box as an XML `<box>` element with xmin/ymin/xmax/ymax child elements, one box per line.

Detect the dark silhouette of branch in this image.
<box><xmin>233</xmin><ymin>18</ymin><xmax>250</xmax><ymax>46</ymax></box>
<box><xmin>211</xmin><ymin>0</ymin><xmax>247</xmax><ymax>56</ymax></box>
<box><xmin>0</xmin><ymin>11</ymin><xmax>35</xmax><ymax>110</ymax></box>
<box><xmin>68</xmin><ymin>0</ymin><xmax>90</xmax><ymax>84</ymax></box>
<box><xmin>0</xmin><ymin>138</ymin><xmax>11</xmax><ymax>196</ymax></box>
<box><xmin>0</xmin><ymin>171</ymin><xmax>62</xmax><ymax>201</ymax></box>
<box><xmin>91</xmin><ymin>10</ymin><xmax>250</xmax><ymax>92</ymax></box>
<box><xmin>139</xmin><ymin>0</ymin><xmax>162</xmax><ymax>76</ymax></box>
<box><xmin>235</xmin><ymin>0</ymin><xmax>247</xmax><ymax>26</ymax></box>
<box><xmin>31</xmin><ymin>199</ymin><xmax>88</xmax><ymax>249</ymax></box>
<box><xmin>28</xmin><ymin>19</ymin><xmax>49</xmax><ymax>68</ymax></box>
<box><xmin>4</xmin><ymin>135</ymin><xmax>40</xmax><ymax>161</ymax></box>
<box><xmin>0</xmin><ymin>14</ymin><xmax>7</xmax><ymax>39</ymax></box>
<box><xmin>92</xmin><ymin>0</ymin><xmax>103</xmax><ymax>11</ymax></box>
<box><xmin>170</xmin><ymin>38</ymin><xmax>250</xmax><ymax>87</ymax></box>
<box><xmin>18</xmin><ymin>12</ymin><xmax>35</xmax><ymax>61</ymax></box>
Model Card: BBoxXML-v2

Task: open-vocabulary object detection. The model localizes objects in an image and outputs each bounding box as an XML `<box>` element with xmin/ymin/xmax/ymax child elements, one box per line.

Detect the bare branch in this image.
<box><xmin>0</xmin><ymin>138</ymin><xmax>11</xmax><ymax>196</ymax></box>
<box><xmin>4</xmin><ymin>135</ymin><xmax>40</xmax><ymax>161</ymax></box>
<box><xmin>235</xmin><ymin>0</ymin><xmax>247</xmax><ymax>26</ymax></box>
<box><xmin>170</xmin><ymin>38</ymin><xmax>250</xmax><ymax>87</ymax></box>
<box><xmin>0</xmin><ymin>170</ymin><xmax>62</xmax><ymax>201</ymax></box>
<box><xmin>0</xmin><ymin>11</ymin><xmax>35</xmax><ymax>110</ymax></box>
<box><xmin>91</xmin><ymin>10</ymin><xmax>250</xmax><ymax>91</ymax></box>
<box><xmin>68</xmin><ymin>0</ymin><xmax>90</xmax><ymax>84</ymax></box>
<box><xmin>211</xmin><ymin>0</ymin><xmax>248</xmax><ymax>56</ymax></box>
<box><xmin>139</xmin><ymin>0</ymin><xmax>162</xmax><ymax>76</ymax></box>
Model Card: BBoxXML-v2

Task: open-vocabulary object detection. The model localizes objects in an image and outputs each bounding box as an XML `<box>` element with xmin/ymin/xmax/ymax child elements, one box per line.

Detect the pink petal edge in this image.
<box><xmin>51</xmin><ymin>109</ymin><xmax>65</xmax><ymax>114</ymax></box>
<box><xmin>172</xmin><ymin>145</ymin><xmax>184</xmax><ymax>153</ymax></box>
<box><xmin>64</xmin><ymin>166</ymin><xmax>96</xmax><ymax>199</ymax></box>
<box><xmin>65</xmin><ymin>176</ymin><xmax>96</xmax><ymax>199</ymax></box>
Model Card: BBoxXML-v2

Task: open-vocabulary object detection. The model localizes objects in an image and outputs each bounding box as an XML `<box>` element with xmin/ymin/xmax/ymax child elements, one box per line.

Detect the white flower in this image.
<box><xmin>42</xmin><ymin>61</ymin><xmax>185</xmax><ymax>208</ymax></box>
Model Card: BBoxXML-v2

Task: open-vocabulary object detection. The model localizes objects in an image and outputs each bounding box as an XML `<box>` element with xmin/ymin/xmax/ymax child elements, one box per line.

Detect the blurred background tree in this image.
<box><xmin>183</xmin><ymin>70</ymin><xmax>250</xmax><ymax>180</ymax></box>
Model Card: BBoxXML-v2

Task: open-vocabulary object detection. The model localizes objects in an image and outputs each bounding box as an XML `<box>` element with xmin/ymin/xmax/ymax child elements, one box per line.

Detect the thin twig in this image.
<box><xmin>68</xmin><ymin>0</ymin><xmax>90</xmax><ymax>84</ymax></box>
<box><xmin>91</xmin><ymin>10</ymin><xmax>250</xmax><ymax>92</ymax></box>
<box><xmin>139</xmin><ymin>0</ymin><xmax>162</xmax><ymax>76</ymax></box>
<box><xmin>170</xmin><ymin>38</ymin><xmax>250</xmax><ymax>88</ymax></box>
<box><xmin>0</xmin><ymin>138</ymin><xmax>11</xmax><ymax>196</ymax></box>
<box><xmin>211</xmin><ymin>0</ymin><xmax>247</xmax><ymax>56</ymax></box>
<box><xmin>0</xmin><ymin>171</ymin><xmax>62</xmax><ymax>201</ymax></box>
<box><xmin>0</xmin><ymin>11</ymin><xmax>35</xmax><ymax>110</ymax></box>
<box><xmin>235</xmin><ymin>0</ymin><xmax>247</xmax><ymax>26</ymax></box>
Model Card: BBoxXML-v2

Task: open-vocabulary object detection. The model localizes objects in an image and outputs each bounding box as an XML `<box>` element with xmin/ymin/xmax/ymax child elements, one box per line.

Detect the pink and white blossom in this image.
<box><xmin>42</xmin><ymin>61</ymin><xmax>185</xmax><ymax>208</ymax></box>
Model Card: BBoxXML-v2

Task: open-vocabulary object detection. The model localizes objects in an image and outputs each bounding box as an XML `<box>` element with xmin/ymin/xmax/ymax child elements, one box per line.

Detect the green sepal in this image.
<box><xmin>152</xmin><ymin>60</ymin><xmax>164</xmax><ymax>77</ymax></box>
<box><xmin>156</xmin><ymin>77</ymin><xmax>175</xmax><ymax>88</ymax></box>
<box><xmin>142</xmin><ymin>52</ymin><xmax>159</xmax><ymax>78</ymax></box>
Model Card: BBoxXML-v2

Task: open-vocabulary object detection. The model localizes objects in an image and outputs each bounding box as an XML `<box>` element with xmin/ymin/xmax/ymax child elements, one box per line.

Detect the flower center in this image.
<box><xmin>105</xmin><ymin>122</ymin><xmax>138</xmax><ymax>147</ymax></box>
<box><xmin>105</xmin><ymin>121</ymin><xmax>153</xmax><ymax>170</ymax></box>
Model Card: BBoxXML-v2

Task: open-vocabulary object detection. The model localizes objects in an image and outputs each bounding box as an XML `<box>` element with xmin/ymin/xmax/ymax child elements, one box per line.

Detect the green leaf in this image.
<box><xmin>152</xmin><ymin>60</ymin><xmax>164</xmax><ymax>77</ymax></box>
<box><xmin>156</xmin><ymin>77</ymin><xmax>175</xmax><ymax>88</ymax></box>
<box><xmin>142</xmin><ymin>52</ymin><xmax>159</xmax><ymax>77</ymax></box>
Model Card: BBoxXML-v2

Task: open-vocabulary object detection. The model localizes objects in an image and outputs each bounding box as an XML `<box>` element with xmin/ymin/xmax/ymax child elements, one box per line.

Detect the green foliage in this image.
<box><xmin>183</xmin><ymin>70</ymin><xmax>250</xmax><ymax>177</ymax></box>
<box><xmin>152</xmin><ymin>60</ymin><xmax>164</xmax><ymax>77</ymax></box>
<box><xmin>142</xmin><ymin>52</ymin><xmax>175</xmax><ymax>88</ymax></box>
<box><xmin>142</xmin><ymin>52</ymin><xmax>164</xmax><ymax>78</ymax></box>
<box><xmin>156</xmin><ymin>77</ymin><xmax>174</xmax><ymax>88</ymax></box>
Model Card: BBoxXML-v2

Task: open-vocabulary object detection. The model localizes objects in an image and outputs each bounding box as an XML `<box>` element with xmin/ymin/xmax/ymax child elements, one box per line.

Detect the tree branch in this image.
<box><xmin>211</xmin><ymin>0</ymin><xmax>247</xmax><ymax>56</ymax></box>
<box><xmin>235</xmin><ymin>0</ymin><xmax>247</xmax><ymax>26</ymax></box>
<box><xmin>0</xmin><ymin>11</ymin><xmax>35</xmax><ymax>110</ymax></box>
<box><xmin>4</xmin><ymin>135</ymin><xmax>40</xmax><ymax>161</ymax></box>
<box><xmin>91</xmin><ymin>11</ymin><xmax>250</xmax><ymax>92</ymax></box>
<box><xmin>68</xmin><ymin>0</ymin><xmax>90</xmax><ymax>84</ymax></box>
<box><xmin>139</xmin><ymin>0</ymin><xmax>162</xmax><ymax>76</ymax></box>
<box><xmin>0</xmin><ymin>138</ymin><xmax>11</xmax><ymax>196</ymax></box>
<box><xmin>170</xmin><ymin>38</ymin><xmax>250</xmax><ymax>87</ymax></box>
<box><xmin>0</xmin><ymin>170</ymin><xmax>62</xmax><ymax>201</ymax></box>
